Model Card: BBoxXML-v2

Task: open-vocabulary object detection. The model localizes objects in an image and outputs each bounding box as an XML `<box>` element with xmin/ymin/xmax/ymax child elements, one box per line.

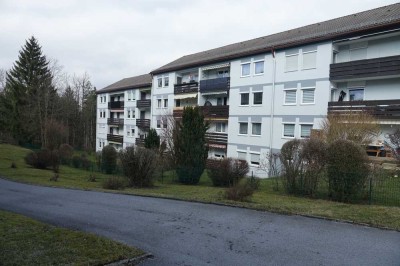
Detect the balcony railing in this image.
<box><xmin>108</xmin><ymin>101</ymin><xmax>124</xmax><ymax>109</ymax></box>
<box><xmin>107</xmin><ymin>118</ymin><xmax>124</xmax><ymax>126</ymax></box>
<box><xmin>199</xmin><ymin>77</ymin><xmax>230</xmax><ymax>93</ymax></box>
<box><xmin>137</xmin><ymin>99</ymin><xmax>151</xmax><ymax>108</ymax></box>
<box><xmin>200</xmin><ymin>105</ymin><xmax>229</xmax><ymax>119</ymax></box>
<box><xmin>205</xmin><ymin>132</ymin><xmax>228</xmax><ymax>145</ymax></box>
<box><xmin>107</xmin><ymin>134</ymin><xmax>123</xmax><ymax>143</ymax></box>
<box><xmin>330</xmin><ymin>55</ymin><xmax>400</xmax><ymax>81</ymax></box>
<box><xmin>135</xmin><ymin>138</ymin><xmax>145</xmax><ymax>146</ymax></box>
<box><xmin>174</xmin><ymin>82</ymin><xmax>198</xmax><ymax>94</ymax></box>
<box><xmin>328</xmin><ymin>99</ymin><xmax>400</xmax><ymax>119</ymax></box>
<box><xmin>136</xmin><ymin>119</ymin><xmax>151</xmax><ymax>129</ymax></box>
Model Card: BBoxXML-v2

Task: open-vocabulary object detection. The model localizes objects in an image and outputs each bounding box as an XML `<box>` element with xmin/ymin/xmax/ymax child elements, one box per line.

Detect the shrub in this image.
<box><xmin>208</xmin><ymin>158</ymin><xmax>249</xmax><ymax>187</ymax></box>
<box><xmin>120</xmin><ymin>147</ymin><xmax>157</xmax><ymax>187</ymax></box>
<box><xmin>87</xmin><ymin>174</ymin><xmax>96</xmax><ymax>182</ymax></box>
<box><xmin>225</xmin><ymin>181</ymin><xmax>255</xmax><ymax>201</ymax></box>
<box><xmin>327</xmin><ymin>139</ymin><xmax>369</xmax><ymax>202</ymax></box>
<box><xmin>102</xmin><ymin>176</ymin><xmax>126</xmax><ymax>190</ymax></box>
<box><xmin>72</xmin><ymin>155</ymin><xmax>82</xmax><ymax>168</ymax></box>
<box><xmin>279</xmin><ymin>139</ymin><xmax>304</xmax><ymax>194</ymax></box>
<box><xmin>102</xmin><ymin>145</ymin><xmax>117</xmax><ymax>174</ymax></box>
<box><xmin>49</xmin><ymin>173</ymin><xmax>59</xmax><ymax>182</ymax></box>
<box><xmin>59</xmin><ymin>143</ymin><xmax>74</xmax><ymax>165</ymax></box>
<box><xmin>50</xmin><ymin>150</ymin><xmax>60</xmax><ymax>173</ymax></box>
<box><xmin>145</xmin><ymin>128</ymin><xmax>160</xmax><ymax>150</ymax></box>
<box><xmin>10</xmin><ymin>161</ymin><xmax>16</xmax><ymax>168</ymax></box>
<box><xmin>95</xmin><ymin>151</ymin><xmax>102</xmax><ymax>171</ymax></box>
<box><xmin>300</xmin><ymin>138</ymin><xmax>328</xmax><ymax>196</ymax></box>
<box><xmin>80</xmin><ymin>155</ymin><xmax>91</xmax><ymax>171</ymax></box>
<box><xmin>25</xmin><ymin>149</ymin><xmax>51</xmax><ymax>169</ymax></box>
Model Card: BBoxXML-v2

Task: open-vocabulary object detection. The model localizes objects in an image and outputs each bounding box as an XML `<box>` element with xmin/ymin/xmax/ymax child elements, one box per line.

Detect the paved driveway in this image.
<box><xmin>0</xmin><ymin>178</ymin><xmax>399</xmax><ymax>266</ymax></box>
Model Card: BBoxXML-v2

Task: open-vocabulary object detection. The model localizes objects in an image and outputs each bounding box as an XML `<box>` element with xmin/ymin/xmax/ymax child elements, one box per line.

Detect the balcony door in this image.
<box><xmin>140</xmin><ymin>111</ymin><xmax>146</xmax><ymax>119</ymax></box>
<box><xmin>349</xmin><ymin>88</ymin><xmax>364</xmax><ymax>101</ymax></box>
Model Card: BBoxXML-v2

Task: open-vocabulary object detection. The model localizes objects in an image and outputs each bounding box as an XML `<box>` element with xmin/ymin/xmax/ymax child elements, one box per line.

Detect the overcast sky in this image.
<box><xmin>0</xmin><ymin>0</ymin><xmax>398</xmax><ymax>89</ymax></box>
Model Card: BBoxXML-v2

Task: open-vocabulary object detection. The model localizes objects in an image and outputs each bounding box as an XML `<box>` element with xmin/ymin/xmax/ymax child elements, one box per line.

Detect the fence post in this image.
<box><xmin>369</xmin><ymin>177</ymin><xmax>373</xmax><ymax>205</ymax></box>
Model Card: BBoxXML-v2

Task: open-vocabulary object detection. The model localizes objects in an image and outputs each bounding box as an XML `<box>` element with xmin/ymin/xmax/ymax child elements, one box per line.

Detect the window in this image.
<box><xmin>217</xmin><ymin>98</ymin><xmax>223</xmax><ymax>106</ymax></box>
<box><xmin>349</xmin><ymin>88</ymin><xmax>364</xmax><ymax>101</ymax></box>
<box><xmin>164</xmin><ymin>77</ymin><xmax>169</xmax><ymax>87</ymax></box>
<box><xmin>285</xmin><ymin>54</ymin><xmax>298</xmax><ymax>72</ymax></box>
<box><xmin>252</xmin><ymin>123</ymin><xmax>261</xmax><ymax>136</ymax></box>
<box><xmin>217</xmin><ymin>70</ymin><xmax>229</xmax><ymax>78</ymax></box>
<box><xmin>241</xmin><ymin>63</ymin><xmax>250</xmax><ymax>76</ymax></box>
<box><xmin>216</xmin><ymin>122</ymin><xmax>226</xmax><ymax>133</ymax></box>
<box><xmin>157</xmin><ymin>99</ymin><xmax>162</xmax><ymax>108</ymax></box>
<box><xmin>127</xmin><ymin>110</ymin><xmax>131</xmax><ymax>119</ymax></box>
<box><xmin>250</xmin><ymin>153</ymin><xmax>260</xmax><ymax>165</ymax></box>
<box><xmin>132</xmin><ymin>110</ymin><xmax>135</xmax><ymax>118</ymax></box>
<box><xmin>349</xmin><ymin>42</ymin><xmax>367</xmax><ymax>61</ymax></box>
<box><xmin>237</xmin><ymin>151</ymin><xmax>247</xmax><ymax>161</ymax></box>
<box><xmin>100</xmin><ymin>96</ymin><xmax>103</xmax><ymax>103</ymax></box>
<box><xmin>158</xmin><ymin>78</ymin><xmax>162</xmax><ymax>87</ymax></box>
<box><xmin>254</xmin><ymin>61</ymin><xmax>264</xmax><ymax>74</ymax></box>
<box><xmin>240</xmin><ymin>93</ymin><xmax>249</xmax><ymax>105</ymax></box>
<box><xmin>164</xmin><ymin>99</ymin><xmax>168</xmax><ymax>108</ymax></box>
<box><xmin>127</xmin><ymin>91</ymin><xmax>131</xmax><ymax>101</ymax></box>
<box><xmin>283</xmin><ymin>124</ymin><xmax>295</xmax><ymax>138</ymax></box>
<box><xmin>156</xmin><ymin>119</ymin><xmax>161</xmax><ymax>129</ymax></box>
<box><xmin>99</xmin><ymin>140</ymin><xmax>102</xmax><ymax>148</ymax></box>
<box><xmin>300</xmin><ymin>124</ymin><xmax>313</xmax><ymax>138</ymax></box>
<box><xmin>253</xmin><ymin>92</ymin><xmax>263</xmax><ymax>105</ymax></box>
<box><xmin>302</xmin><ymin>51</ymin><xmax>317</xmax><ymax>69</ymax></box>
<box><xmin>301</xmin><ymin>89</ymin><xmax>315</xmax><ymax>104</ymax></box>
<box><xmin>284</xmin><ymin>90</ymin><xmax>297</xmax><ymax>104</ymax></box>
<box><xmin>99</xmin><ymin>110</ymin><xmax>102</xmax><ymax>118</ymax></box>
<box><xmin>131</xmin><ymin>91</ymin><xmax>135</xmax><ymax>101</ymax></box>
<box><xmin>163</xmin><ymin>118</ymin><xmax>168</xmax><ymax>129</ymax></box>
<box><xmin>239</xmin><ymin>122</ymin><xmax>248</xmax><ymax>134</ymax></box>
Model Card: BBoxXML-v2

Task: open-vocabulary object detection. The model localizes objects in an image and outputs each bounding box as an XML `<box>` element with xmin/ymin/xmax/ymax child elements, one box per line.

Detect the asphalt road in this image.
<box><xmin>0</xmin><ymin>178</ymin><xmax>399</xmax><ymax>266</ymax></box>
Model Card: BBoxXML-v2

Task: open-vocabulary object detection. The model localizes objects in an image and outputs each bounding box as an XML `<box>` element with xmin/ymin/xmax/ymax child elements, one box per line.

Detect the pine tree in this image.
<box><xmin>145</xmin><ymin>128</ymin><xmax>160</xmax><ymax>150</ymax></box>
<box><xmin>175</xmin><ymin>106</ymin><xmax>209</xmax><ymax>184</ymax></box>
<box><xmin>3</xmin><ymin>36</ymin><xmax>56</xmax><ymax>146</ymax></box>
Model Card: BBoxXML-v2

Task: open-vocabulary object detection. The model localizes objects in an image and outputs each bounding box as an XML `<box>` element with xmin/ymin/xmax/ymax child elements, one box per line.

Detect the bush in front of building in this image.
<box><xmin>279</xmin><ymin>139</ymin><xmax>304</xmax><ymax>194</ymax></box>
<box><xmin>102</xmin><ymin>145</ymin><xmax>117</xmax><ymax>174</ymax></box>
<box><xmin>120</xmin><ymin>146</ymin><xmax>157</xmax><ymax>187</ymax></box>
<box><xmin>224</xmin><ymin>180</ymin><xmax>255</xmax><ymax>202</ymax></box>
<box><xmin>207</xmin><ymin>158</ymin><xmax>249</xmax><ymax>187</ymax></box>
<box><xmin>24</xmin><ymin>149</ymin><xmax>60</xmax><ymax>173</ymax></box>
<box><xmin>59</xmin><ymin>143</ymin><xmax>74</xmax><ymax>165</ymax></box>
<box><xmin>327</xmin><ymin>139</ymin><xmax>369</xmax><ymax>202</ymax></box>
<box><xmin>102</xmin><ymin>176</ymin><xmax>126</xmax><ymax>190</ymax></box>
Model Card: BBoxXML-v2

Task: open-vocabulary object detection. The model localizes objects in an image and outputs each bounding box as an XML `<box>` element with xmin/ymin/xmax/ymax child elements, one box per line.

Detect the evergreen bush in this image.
<box><xmin>102</xmin><ymin>145</ymin><xmax>117</xmax><ymax>174</ymax></box>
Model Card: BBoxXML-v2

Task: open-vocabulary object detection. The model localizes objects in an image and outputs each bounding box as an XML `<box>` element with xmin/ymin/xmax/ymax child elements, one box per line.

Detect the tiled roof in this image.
<box><xmin>151</xmin><ymin>3</ymin><xmax>400</xmax><ymax>74</ymax></box>
<box><xmin>97</xmin><ymin>74</ymin><xmax>152</xmax><ymax>94</ymax></box>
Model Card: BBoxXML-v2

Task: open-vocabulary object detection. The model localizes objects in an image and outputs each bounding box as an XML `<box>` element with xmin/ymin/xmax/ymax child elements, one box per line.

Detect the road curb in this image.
<box><xmin>106</xmin><ymin>253</ymin><xmax>154</xmax><ymax>266</ymax></box>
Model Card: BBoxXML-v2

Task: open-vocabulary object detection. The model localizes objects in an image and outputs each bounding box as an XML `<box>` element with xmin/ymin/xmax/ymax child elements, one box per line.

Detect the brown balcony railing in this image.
<box><xmin>137</xmin><ymin>99</ymin><xmax>151</xmax><ymax>108</ymax></box>
<box><xmin>200</xmin><ymin>105</ymin><xmax>229</xmax><ymax>119</ymax></box>
<box><xmin>328</xmin><ymin>99</ymin><xmax>400</xmax><ymax>119</ymax></box>
<box><xmin>330</xmin><ymin>55</ymin><xmax>400</xmax><ymax>81</ymax></box>
<box><xmin>108</xmin><ymin>101</ymin><xmax>124</xmax><ymax>109</ymax></box>
<box><xmin>135</xmin><ymin>138</ymin><xmax>145</xmax><ymax>146</ymax></box>
<box><xmin>136</xmin><ymin>119</ymin><xmax>151</xmax><ymax>129</ymax></box>
<box><xmin>107</xmin><ymin>118</ymin><xmax>124</xmax><ymax>126</ymax></box>
<box><xmin>199</xmin><ymin>77</ymin><xmax>230</xmax><ymax>93</ymax></box>
<box><xmin>205</xmin><ymin>132</ymin><xmax>228</xmax><ymax>145</ymax></box>
<box><xmin>107</xmin><ymin>134</ymin><xmax>123</xmax><ymax>143</ymax></box>
<box><xmin>174</xmin><ymin>82</ymin><xmax>198</xmax><ymax>94</ymax></box>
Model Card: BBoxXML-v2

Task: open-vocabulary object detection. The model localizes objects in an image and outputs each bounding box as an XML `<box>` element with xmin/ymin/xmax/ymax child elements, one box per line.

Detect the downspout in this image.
<box><xmin>269</xmin><ymin>48</ymin><xmax>276</xmax><ymax>175</ymax></box>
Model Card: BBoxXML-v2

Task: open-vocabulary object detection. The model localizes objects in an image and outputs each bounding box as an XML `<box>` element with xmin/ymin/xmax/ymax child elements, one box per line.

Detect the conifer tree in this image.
<box><xmin>175</xmin><ymin>106</ymin><xmax>209</xmax><ymax>184</ymax></box>
<box><xmin>145</xmin><ymin>128</ymin><xmax>160</xmax><ymax>150</ymax></box>
<box><xmin>3</xmin><ymin>36</ymin><xmax>56</xmax><ymax>146</ymax></box>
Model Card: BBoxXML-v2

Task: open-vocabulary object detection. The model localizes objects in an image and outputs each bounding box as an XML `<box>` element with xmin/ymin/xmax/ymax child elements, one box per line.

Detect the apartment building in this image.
<box><xmin>97</xmin><ymin>3</ymin><xmax>400</xmax><ymax>176</ymax></box>
<box><xmin>96</xmin><ymin>74</ymin><xmax>152</xmax><ymax>151</ymax></box>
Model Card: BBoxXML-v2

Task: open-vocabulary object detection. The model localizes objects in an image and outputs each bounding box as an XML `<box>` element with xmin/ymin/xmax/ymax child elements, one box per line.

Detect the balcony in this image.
<box><xmin>108</xmin><ymin>101</ymin><xmax>124</xmax><ymax>109</ymax></box>
<box><xmin>135</xmin><ymin>138</ymin><xmax>145</xmax><ymax>146</ymax></box>
<box><xmin>137</xmin><ymin>99</ymin><xmax>151</xmax><ymax>108</ymax></box>
<box><xmin>136</xmin><ymin>119</ymin><xmax>151</xmax><ymax>129</ymax></box>
<box><xmin>199</xmin><ymin>77</ymin><xmax>230</xmax><ymax>93</ymax></box>
<box><xmin>107</xmin><ymin>118</ymin><xmax>124</xmax><ymax>126</ymax></box>
<box><xmin>107</xmin><ymin>134</ymin><xmax>123</xmax><ymax>143</ymax></box>
<box><xmin>330</xmin><ymin>55</ymin><xmax>400</xmax><ymax>81</ymax></box>
<box><xmin>200</xmin><ymin>105</ymin><xmax>229</xmax><ymax>119</ymax></box>
<box><xmin>328</xmin><ymin>99</ymin><xmax>400</xmax><ymax>120</ymax></box>
<box><xmin>205</xmin><ymin>132</ymin><xmax>228</xmax><ymax>146</ymax></box>
<box><xmin>174</xmin><ymin>82</ymin><xmax>198</xmax><ymax>94</ymax></box>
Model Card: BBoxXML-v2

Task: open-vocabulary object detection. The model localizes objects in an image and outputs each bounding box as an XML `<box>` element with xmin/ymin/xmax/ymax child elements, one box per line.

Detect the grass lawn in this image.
<box><xmin>0</xmin><ymin>210</ymin><xmax>144</xmax><ymax>265</ymax></box>
<box><xmin>1</xmin><ymin>144</ymin><xmax>400</xmax><ymax>231</ymax></box>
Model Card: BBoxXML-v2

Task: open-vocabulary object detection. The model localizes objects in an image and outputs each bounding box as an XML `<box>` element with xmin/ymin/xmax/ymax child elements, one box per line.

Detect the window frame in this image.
<box><xmin>251</xmin><ymin>122</ymin><xmax>262</xmax><ymax>136</ymax></box>
<box><xmin>254</xmin><ymin>60</ymin><xmax>265</xmax><ymax>75</ymax></box>
<box><xmin>164</xmin><ymin>76</ymin><xmax>169</xmax><ymax>87</ymax></box>
<box><xmin>240</xmin><ymin>93</ymin><xmax>250</xmax><ymax>106</ymax></box>
<box><xmin>216</xmin><ymin>122</ymin><xmax>226</xmax><ymax>133</ymax></box>
<box><xmin>163</xmin><ymin>99</ymin><xmax>168</xmax><ymax>108</ymax></box>
<box><xmin>283</xmin><ymin>89</ymin><xmax>297</xmax><ymax>105</ymax></box>
<box><xmin>285</xmin><ymin>53</ymin><xmax>299</xmax><ymax>72</ymax></box>
<box><xmin>239</xmin><ymin>122</ymin><xmax>248</xmax><ymax>135</ymax></box>
<box><xmin>249</xmin><ymin>152</ymin><xmax>261</xmax><ymax>166</ymax></box>
<box><xmin>282</xmin><ymin>123</ymin><xmax>296</xmax><ymax>139</ymax></box>
<box><xmin>157</xmin><ymin>99</ymin><xmax>162</xmax><ymax>108</ymax></box>
<box><xmin>253</xmin><ymin>92</ymin><xmax>263</xmax><ymax>105</ymax></box>
<box><xmin>237</xmin><ymin>151</ymin><xmax>247</xmax><ymax>161</ymax></box>
<box><xmin>349</xmin><ymin>88</ymin><xmax>364</xmax><ymax>101</ymax></box>
<box><xmin>157</xmin><ymin>78</ymin><xmax>162</xmax><ymax>88</ymax></box>
<box><xmin>241</xmin><ymin>62</ymin><xmax>251</xmax><ymax>77</ymax></box>
<box><xmin>301</xmin><ymin>50</ymin><xmax>317</xmax><ymax>70</ymax></box>
<box><xmin>300</xmin><ymin>124</ymin><xmax>313</xmax><ymax>139</ymax></box>
<box><xmin>301</xmin><ymin>87</ymin><xmax>315</xmax><ymax>105</ymax></box>
<box><xmin>156</xmin><ymin>119</ymin><xmax>161</xmax><ymax>129</ymax></box>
